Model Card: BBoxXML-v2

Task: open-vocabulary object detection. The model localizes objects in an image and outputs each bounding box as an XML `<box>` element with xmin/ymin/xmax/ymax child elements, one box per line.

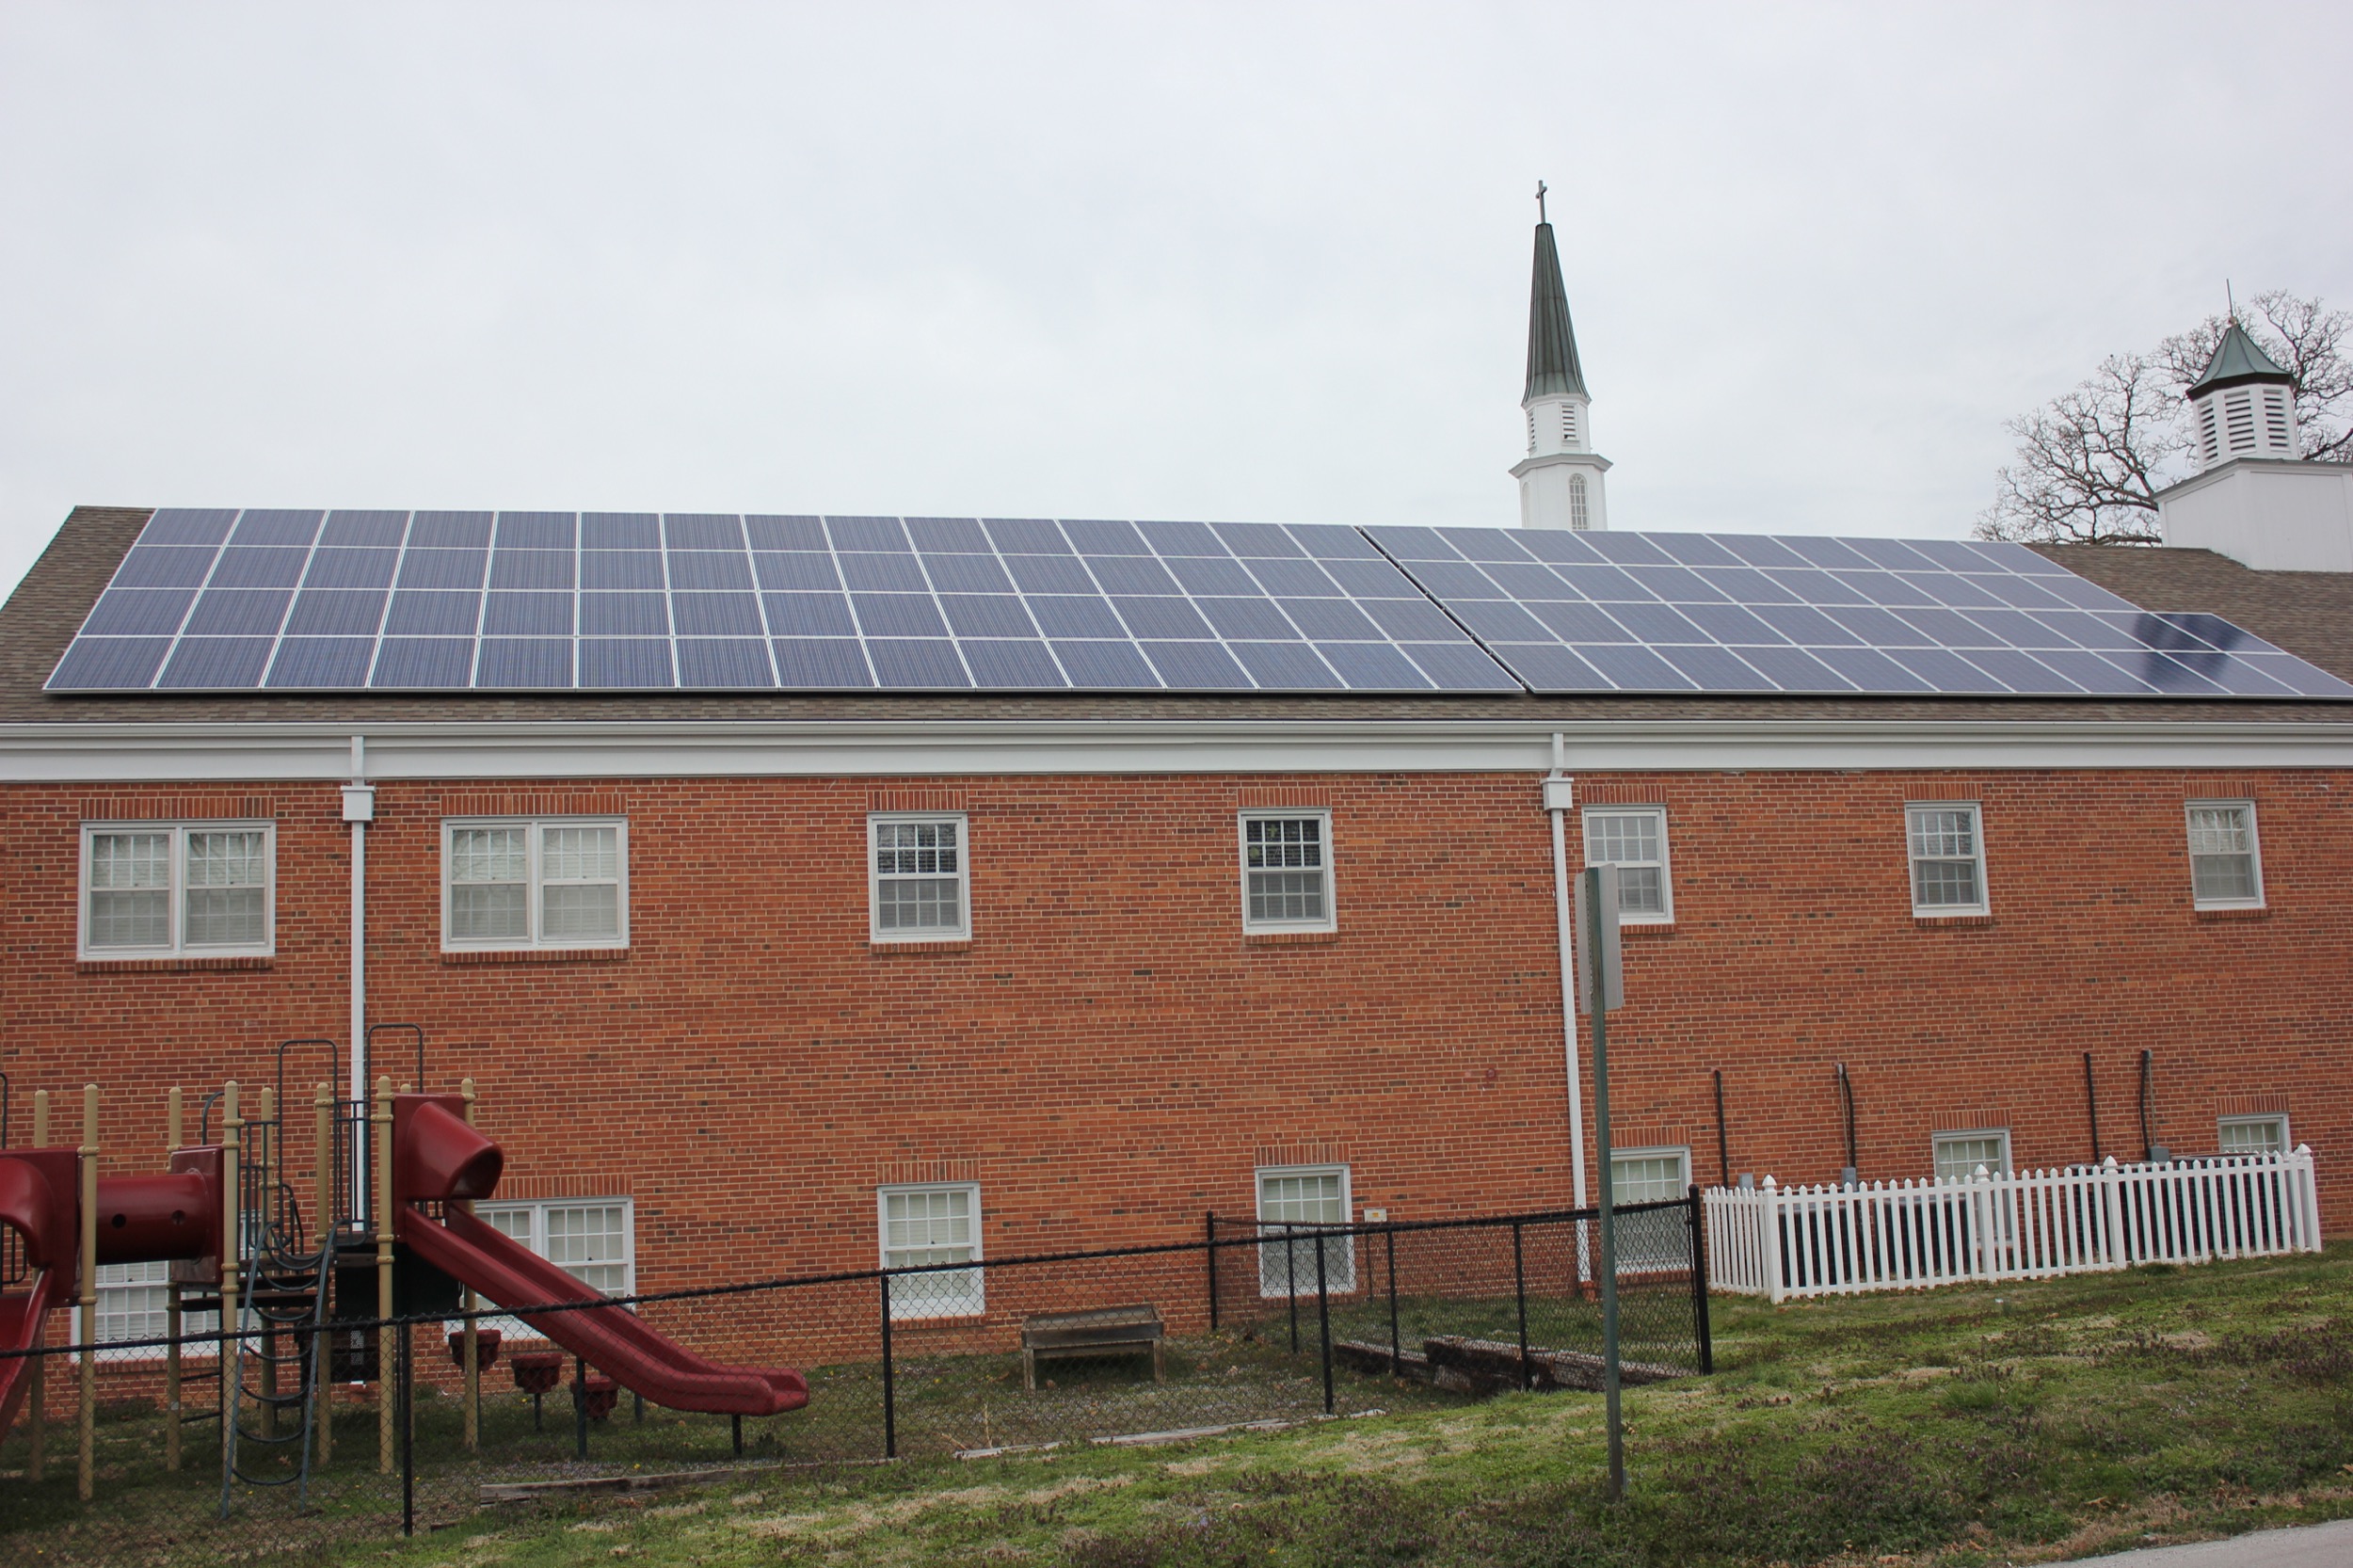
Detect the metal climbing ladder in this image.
<box><xmin>215</xmin><ymin>1072</ymin><xmax>334</xmax><ymax>1517</ymax></box>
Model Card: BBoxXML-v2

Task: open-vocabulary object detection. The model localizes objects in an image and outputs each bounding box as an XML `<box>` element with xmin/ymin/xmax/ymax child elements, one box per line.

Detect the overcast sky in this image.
<box><xmin>2</xmin><ymin>2</ymin><xmax>2346</xmax><ymax>598</ymax></box>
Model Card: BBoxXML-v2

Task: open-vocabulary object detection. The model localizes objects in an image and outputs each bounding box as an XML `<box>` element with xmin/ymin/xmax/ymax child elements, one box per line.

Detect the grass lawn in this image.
<box><xmin>12</xmin><ymin>1246</ymin><xmax>2353</xmax><ymax>1566</ymax></box>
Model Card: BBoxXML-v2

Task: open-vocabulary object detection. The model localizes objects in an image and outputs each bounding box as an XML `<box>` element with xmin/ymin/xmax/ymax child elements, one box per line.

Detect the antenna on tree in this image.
<box><xmin>1535</xmin><ymin>179</ymin><xmax>1548</xmax><ymax>225</ymax></box>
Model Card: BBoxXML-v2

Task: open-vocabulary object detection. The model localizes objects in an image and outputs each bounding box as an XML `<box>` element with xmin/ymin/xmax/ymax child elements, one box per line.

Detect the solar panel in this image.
<box><xmin>40</xmin><ymin>511</ymin><xmax>2353</xmax><ymax>701</ymax></box>
<box><xmin>46</xmin><ymin>510</ymin><xmax>1511</xmax><ymax>693</ymax></box>
<box><xmin>1362</xmin><ymin>527</ymin><xmax>2353</xmax><ymax>701</ymax></box>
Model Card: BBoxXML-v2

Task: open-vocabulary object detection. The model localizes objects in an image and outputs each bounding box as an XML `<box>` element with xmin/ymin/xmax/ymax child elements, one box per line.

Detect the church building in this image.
<box><xmin>1</xmin><ymin>208</ymin><xmax>2348</xmax><ymax>1343</ymax></box>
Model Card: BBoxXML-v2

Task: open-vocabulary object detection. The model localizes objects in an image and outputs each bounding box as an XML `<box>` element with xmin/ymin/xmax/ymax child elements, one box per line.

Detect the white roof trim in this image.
<box><xmin>2</xmin><ymin>719</ymin><xmax>2351</xmax><ymax>783</ymax></box>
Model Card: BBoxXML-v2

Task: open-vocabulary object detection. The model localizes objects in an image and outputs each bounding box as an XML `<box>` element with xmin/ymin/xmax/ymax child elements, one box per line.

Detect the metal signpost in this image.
<box><xmin>1576</xmin><ymin>865</ymin><xmax>1626</xmax><ymax>1502</ymax></box>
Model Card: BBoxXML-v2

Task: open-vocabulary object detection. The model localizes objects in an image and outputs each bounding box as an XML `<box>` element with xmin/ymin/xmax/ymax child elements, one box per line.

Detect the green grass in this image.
<box><xmin>10</xmin><ymin>1248</ymin><xmax>2353</xmax><ymax>1565</ymax></box>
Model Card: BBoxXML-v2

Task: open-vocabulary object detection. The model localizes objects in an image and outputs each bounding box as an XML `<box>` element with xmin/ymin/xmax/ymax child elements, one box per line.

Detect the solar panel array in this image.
<box><xmin>40</xmin><ymin>509</ymin><xmax>2353</xmax><ymax>699</ymax></box>
<box><xmin>44</xmin><ymin>509</ymin><xmax>1516</xmax><ymax>693</ymax></box>
<box><xmin>1364</xmin><ymin>526</ymin><xmax>2353</xmax><ymax>700</ymax></box>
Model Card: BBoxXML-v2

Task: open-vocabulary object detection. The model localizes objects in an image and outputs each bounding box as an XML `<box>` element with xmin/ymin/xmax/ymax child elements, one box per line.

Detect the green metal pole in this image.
<box><xmin>1585</xmin><ymin>866</ymin><xmax>1625</xmax><ymax>1502</ymax></box>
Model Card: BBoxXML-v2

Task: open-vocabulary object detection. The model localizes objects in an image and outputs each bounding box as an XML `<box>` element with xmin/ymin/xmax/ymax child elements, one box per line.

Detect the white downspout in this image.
<box><xmin>342</xmin><ymin>737</ymin><xmax>375</xmax><ymax>1108</ymax></box>
<box><xmin>1545</xmin><ymin>732</ymin><xmax>1586</xmax><ymax>1210</ymax></box>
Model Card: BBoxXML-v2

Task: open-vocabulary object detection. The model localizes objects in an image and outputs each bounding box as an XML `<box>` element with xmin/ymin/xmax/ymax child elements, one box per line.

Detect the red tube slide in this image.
<box><xmin>0</xmin><ymin>1150</ymin><xmax>78</xmax><ymax>1448</ymax></box>
<box><xmin>391</xmin><ymin>1096</ymin><xmax>806</xmax><ymax>1416</ymax></box>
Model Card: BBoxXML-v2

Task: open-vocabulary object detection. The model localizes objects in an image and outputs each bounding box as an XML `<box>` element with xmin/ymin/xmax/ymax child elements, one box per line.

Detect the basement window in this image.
<box><xmin>442</xmin><ymin>818</ymin><xmax>628</xmax><ymax>952</ymax></box>
<box><xmin>80</xmin><ymin>821</ymin><xmax>275</xmax><ymax>959</ymax></box>
<box><xmin>1583</xmin><ymin>806</ymin><xmax>1673</xmax><ymax>922</ymax></box>
<box><xmin>1256</xmin><ymin>1165</ymin><xmax>1355</xmax><ymax>1297</ymax></box>
<box><xmin>78</xmin><ymin>1261</ymin><xmax>219</xmax><ymax>1363</ymax></box>
<box><xmin>2185</xmin><ymin>801</ymin><xmax>2263</xmax><ymax>908</ymax></box>
<box><xmin>1932</xmin><ymin>1130</ymin><xmax>2010</xmax><ymax>1184</ymax></box>
<box><xmin>880</xmin><ymin>1184</ymin><xmax>984</xmax><ymax>1319</ymax></box>
<box><xmin>475</xmin><ymin>1198</ymin><xmax>636</xmax><ymax>1337</ymax></box>
<box><xmin>1907</xmin><ymin>804</ymin><xmax>1987</xmax><ymax>916</ymax></box>
<box><xmin>2217</xmin><ymin>1114</ymin><xmax>2288</xmax><ymax>1156</ymax></box>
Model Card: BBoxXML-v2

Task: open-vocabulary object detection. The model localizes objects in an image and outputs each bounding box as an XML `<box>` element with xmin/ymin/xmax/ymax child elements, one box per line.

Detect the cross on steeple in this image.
<box><xmin>1535</xmin><ymin>180</ymin><xmax>1548</xmax><ymax>225</ymax></box>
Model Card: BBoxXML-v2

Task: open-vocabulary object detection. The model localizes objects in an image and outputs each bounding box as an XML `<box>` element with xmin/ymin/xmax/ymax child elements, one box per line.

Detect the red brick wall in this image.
<box><xmin>3</xmin><ymin>764</ymin><xmax>2345</xmax><ymax>1333</ymax></box>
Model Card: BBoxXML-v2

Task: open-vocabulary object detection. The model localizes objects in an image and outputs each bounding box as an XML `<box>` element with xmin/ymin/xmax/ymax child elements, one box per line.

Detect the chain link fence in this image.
<box><xmin>0</xmin><ymin>1193</ymin><xmax>1709</xmax><ymax>1563</ymax></box>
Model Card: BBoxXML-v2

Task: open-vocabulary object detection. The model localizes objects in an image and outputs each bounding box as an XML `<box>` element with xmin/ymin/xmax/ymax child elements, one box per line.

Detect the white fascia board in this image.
<box><xmin>3</xmin><ymin>718</ymin><xmax>2353</xmax><ymax>783</ymax></box>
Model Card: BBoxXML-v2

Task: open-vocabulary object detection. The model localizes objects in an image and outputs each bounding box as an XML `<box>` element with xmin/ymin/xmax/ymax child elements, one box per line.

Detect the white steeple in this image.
<box><xmin>1510</xmin><ymin>184</ymin><xmax>1610</xmax><ymax>530</ymax></box>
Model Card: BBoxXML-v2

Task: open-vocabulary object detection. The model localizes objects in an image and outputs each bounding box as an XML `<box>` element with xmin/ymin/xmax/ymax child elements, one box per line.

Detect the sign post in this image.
<box><xmin>1576</xmin><ymin>865</ymin><xmax>1626</xmax><ymax>1502</ymax></box>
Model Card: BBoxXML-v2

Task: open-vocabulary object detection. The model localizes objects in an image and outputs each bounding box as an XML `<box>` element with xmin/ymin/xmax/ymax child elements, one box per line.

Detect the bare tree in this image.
<box><xmin>1976</xmin><ymin>291</ymin><xmax>2351</xmax><ymax>545</ymax></box>
<box><xmin>1977</xmin><ymin>352</ymin><xmax>2181</xmax><ymax>544</ymax></box>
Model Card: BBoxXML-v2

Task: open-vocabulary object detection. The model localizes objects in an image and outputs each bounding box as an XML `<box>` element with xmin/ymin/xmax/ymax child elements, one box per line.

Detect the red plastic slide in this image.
<box><xmin>396</xmin><ymin>1207</ymin><xmax>807</xmax><ymax>1416</ymax></box>
<box><xmin>0</xmin><ymin>1149</ymin><xmax>77</xmax><ymax>1448</ymax></box>
<box><xmin>391</xmin><ymin>1096</ymin><xmax>806</xmax><ymax>1416</ymax></box>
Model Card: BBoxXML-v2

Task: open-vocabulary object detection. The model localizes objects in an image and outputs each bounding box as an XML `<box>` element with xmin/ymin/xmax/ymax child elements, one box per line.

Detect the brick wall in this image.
<box><xmin>3</xmin><ymin>764</ymin><xmax>2346</xmax><ymax>1326</ymax></box>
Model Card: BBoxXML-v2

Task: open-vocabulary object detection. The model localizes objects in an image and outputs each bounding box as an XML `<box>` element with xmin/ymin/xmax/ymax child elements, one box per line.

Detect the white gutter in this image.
<box><xmin>1545</xmin><ymin>733</ymin><xmax>1586</xmax><ymax>1212</ymax></box>
<box><xmin>3</xmin><ymin>716</ymin><xmax>2351</xmax><ymax>782</ymax></box>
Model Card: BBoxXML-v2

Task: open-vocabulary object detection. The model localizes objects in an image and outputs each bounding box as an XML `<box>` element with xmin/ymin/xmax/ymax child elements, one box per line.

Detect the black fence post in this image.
<box><xmin>1385</xmin><ymin>1226</ymin><xmax>1401</xmax><ymax>1376</ymax></box>
<box><xmin>732</xmin><ymin>1413</ymin><xmax>744</xmax><ymax>1456</ymax></box>
<box><xmin>1512</xmin><ymin>1221</ymin><xmax>1530</xmax><ymax>1392</ymax></box>
<box><xmin>1205</xmin><ymin>1211</ymin><xmax>1220</xmax><ymax>1333</ymax></box>
<box><xmin>1286</xmin><ymin>1226</ymin><xmax>1300</xmax><ymax>1354</ymax></box>
<box><xmin>398</xmin><ymin>1321</ymin><xmax>415</xmax><ymax>1538</ymax></box>
<box><xmin>1688</xmin><ymin>1186</ymin><xmax>1714</xmax><ymax>1375</ymax></box>
<box><xmin>879</xmin><ymin>1272</ymin><xmax>897</xmax><ymax>1461</ymax></box>
<box><xmin>573</xmin><ymin>1353</ymin><xmax>588</xmax><ymax>1463</ymax></box>
<box><xmin>1314</xmin><ymin>1231</ymin><xmax>1334</xmax><ymax>1416</ymax></box>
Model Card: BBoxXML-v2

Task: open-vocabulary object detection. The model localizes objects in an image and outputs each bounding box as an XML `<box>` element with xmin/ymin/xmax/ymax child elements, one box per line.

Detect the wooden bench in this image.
<box><xmin>1020</xmin><ymin>1304</ymin><xmax>1164</xmax><ymax>1390</ymax></box>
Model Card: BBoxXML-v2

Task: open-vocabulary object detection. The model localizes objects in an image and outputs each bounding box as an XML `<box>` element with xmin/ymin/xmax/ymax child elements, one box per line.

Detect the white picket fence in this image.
<box><xmin>1705</xmin><ymin>1149</ymin><xmax>2324</xmax><ymax>1302</ymax></box>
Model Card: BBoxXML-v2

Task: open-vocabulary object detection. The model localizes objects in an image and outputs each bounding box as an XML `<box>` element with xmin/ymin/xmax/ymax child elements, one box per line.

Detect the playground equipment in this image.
<box><xmin>388</xmin><ymin>1091</ymin><xmax>808</xmax><ymax>1416</ymax></box>
<box><xmin>2</xmin><ymin>1028</ymin><xmax>806</xmax><ymax>1517</ymax></box>
<box><xmin>0</xmin><ymin>1084</ymin><xmax>225</xmax><ymax>1501</ymax></box>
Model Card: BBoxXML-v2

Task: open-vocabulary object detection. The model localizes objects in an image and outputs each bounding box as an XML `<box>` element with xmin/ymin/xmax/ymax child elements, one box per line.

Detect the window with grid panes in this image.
<box><xmin>1907</xmin><ymin>804</ymin><xmax>1986</xmax><ymax>915</ymax></box>
<box><xmin>2218</xmin><ymin>1114</ymin><xmax>2288</xmax><ymax>1156</ymax></box>
<box><xmin>1241</xmin><ymin>812</ymin><xmax>1334</xmax><ymax>931</ymax></box>
<box><xmin>83</xmin><ymin>1260</ymin><xmax>219</xmax><ymax>1361</ymax></box>
<box><xmin>472</xmin><ymin>1198</ymin><xmax>634</xmax><ymax>1338</ymax></box>
<box><xmin>81</xmin><ymin>822</ymin><xmax>273</xmax><ymax>958</ymax></box>
<box><xmin>879</xmin><ymin>1185</ymin><xmax>983</xmax><ymax>1318</ymax></box>
<box><xmin>1255</xmin><ymin>1165</ymin><xmax>1355</xmax><ymax>1296</ymax></box>
<box><xmin>443</xmin><ymin>819</ymin><xmax>626</xmax><ymax>951</ymax></box>
<box><xmin>1933</xmin><ymin>1131</ymin><xmax>2009</xmax><ymax>1183</ymax></box>
<box><xmin>870</xmin><ymin>815</ymin><xmax>968</xmax><ymax>939</ymax></box>
<box><xmin>1608</xmin><ymin>1147</ymin><xmax>1690</xmax><ymax>1271</ymax></box>
<box><xmin>1583</xmin><ymin>807</ymin><xmax>1672</xmax><ymax>921</ymax></box>
<box><xmin>2185</xmin><ymin>802</ymin><xmax>2263</xmax><ymax>908</ymax></box>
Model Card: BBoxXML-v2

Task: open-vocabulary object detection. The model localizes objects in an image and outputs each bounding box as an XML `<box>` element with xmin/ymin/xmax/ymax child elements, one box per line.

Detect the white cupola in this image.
<box><xmin>2187</xmin><ymin>321</ymin><xmax>2298</xmax><ymax>467</ymax></box>
<box><xmin>2157</xmin><ymin>318</ymin><xmax>2353</xmax><ymax>572</ymax></box>
<box><xmin>1510</xmin><ymin>185</ymin><xmax>1610</xmax><ymax>530</ymax></box>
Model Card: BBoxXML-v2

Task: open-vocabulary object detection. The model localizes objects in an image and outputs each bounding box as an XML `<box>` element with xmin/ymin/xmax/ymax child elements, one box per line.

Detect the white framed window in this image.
<box><xmin>2185</xmin><ymin>801</ymin><xmax>2264</xmax><ymax>909</ymax></box>
<box><xmin>1240</xmin><ymin>811</ymin><xmax>1336</xmax><ymax>933</ymax></box>
<box><xmin>2218</xmin><ymin>1114</ymin><xmax>2289</xmax><ymax>1156</ymax></box>
<box><xmin>1255</xmin><ymin>1164</ymin><xmax>1355</xmax><ymax>1296</ymax></box>
<box><xmin>1907</xmin><ymin>803</ymin><xmax>1987</xmax><ymax>916</ymax></box>
<box><xmin>1583</xmin><ymin>807</ymin><xmax>1673</xmax><ymax>922</ymax></box>
<box><xmin>80</xmin><ymin>822</ymin><xmax>275</xmax><ymax>959</ymax></box>
<box><xmin>1933</xmin><ymin>1129</ymin><xmax>2010</xmax><ymax>1184</ymax></box>
<box><xmin>1609</xmin><ymin>1145</ymin><xmax>1691</xmax><ymax>1205</ymax></box>
<box><xmin>474</xmin><ymin>1197</ymin><xmax>635</xmax><ymax>1337</ymax></box>
<box><xmin>879</xmin><ymin>1183</ymin><xmax>984</xmax><ymax>1320</ymax></box>
<box><xmin>869</xmin><ymin>814</ymin><xmax>969</xmax><ymax>941</ymax></box>
<box><xmin>1569</xmin><ymin>472</ymin><xmax>1591</xmax><ymax>529</ymax></box>
<box><xmin>79</xmin><ymin>1260</ymin><xmax>219</xmax><ymax>1363</ymax></box>
<box><xmin>442</xmin><ymin>818</ymin><xmax>628</xmax><ymax>952</ymax></box>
